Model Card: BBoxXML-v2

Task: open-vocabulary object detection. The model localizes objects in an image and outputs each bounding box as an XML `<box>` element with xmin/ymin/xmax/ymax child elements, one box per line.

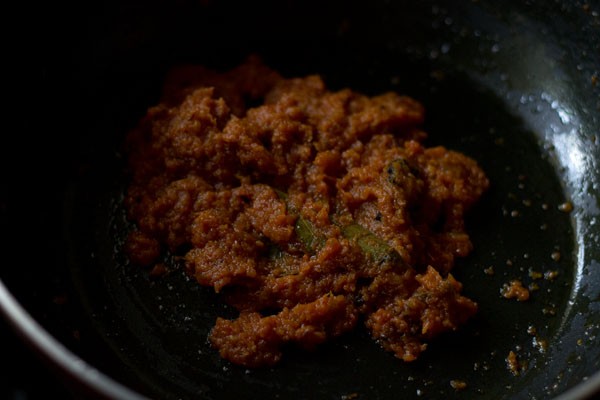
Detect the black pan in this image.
<box><xmin>2</xmin><ymin>0</ymin><xmax>600</xmax><ymax>399</ymax></box>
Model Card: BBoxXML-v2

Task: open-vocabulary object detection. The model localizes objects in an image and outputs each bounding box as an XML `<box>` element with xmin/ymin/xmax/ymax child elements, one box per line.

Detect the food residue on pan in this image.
<box><xmin>449</xmin><ymin>379</ymin><xmax>468</xmax><ymax>391</ymax></box>
<box><xmin>505</xmin><ymin>350</ymin><xmax>527</xmax><ymax>376</ymax></box>
<box><xmin>500</xmin><ymin>280</ymin><xmax>530</xmax><ymax>301</ymax></box>
<box><xmin>122</xmin><ymin>56</ymin><xmax>489</xmax><ymax>367</ymax></box>
<box><xmin>557</xmin><ymin>201</ymin><xmax>573</xmax><ymax>213</ymax></box>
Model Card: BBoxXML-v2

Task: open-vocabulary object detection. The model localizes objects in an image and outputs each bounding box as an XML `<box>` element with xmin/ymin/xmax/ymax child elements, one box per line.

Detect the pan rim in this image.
<box><xmin>1</xmin><ymin>275</ymin><xmax>600</xmax><ymax>400</ymax></box>
<box><xmin>0</xmin><ymin>279</ymin><xmax>148</xmax><ymax>400</ymax></box>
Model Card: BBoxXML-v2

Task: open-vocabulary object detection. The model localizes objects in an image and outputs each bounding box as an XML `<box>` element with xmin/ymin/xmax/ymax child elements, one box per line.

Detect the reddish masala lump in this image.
<box><xmin>123</xmin><ymin>56</ymin><xmax>489</xmax><ymax>367</ymax></box>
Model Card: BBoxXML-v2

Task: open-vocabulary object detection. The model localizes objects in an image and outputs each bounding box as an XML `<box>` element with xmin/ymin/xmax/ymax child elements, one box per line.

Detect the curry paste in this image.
<box><xmin>124</xmin><ymin>56</ymin><xmax>489</xmax><ymax>367</ymax></box>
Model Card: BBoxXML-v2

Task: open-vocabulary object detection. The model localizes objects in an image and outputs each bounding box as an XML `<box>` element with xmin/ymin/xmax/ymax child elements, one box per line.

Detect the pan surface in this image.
<box><xmin>2</xmin><ymin>0</ymin><xmax>600</xmax><ymax>399</ymax></box>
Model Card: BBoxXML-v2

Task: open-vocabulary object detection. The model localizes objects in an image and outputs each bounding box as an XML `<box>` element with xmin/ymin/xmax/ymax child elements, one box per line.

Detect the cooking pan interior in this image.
<box><xmin>3</xmin><ymin>0</ymin><xmax>600</xmax><ymax>399</ymax></box>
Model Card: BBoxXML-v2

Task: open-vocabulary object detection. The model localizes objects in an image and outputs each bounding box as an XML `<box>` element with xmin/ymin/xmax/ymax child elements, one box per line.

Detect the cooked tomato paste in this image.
<box><xmin>124</xmin><ymin>56</ymin><xmax>489</xmax><ymax>367</ymax></box>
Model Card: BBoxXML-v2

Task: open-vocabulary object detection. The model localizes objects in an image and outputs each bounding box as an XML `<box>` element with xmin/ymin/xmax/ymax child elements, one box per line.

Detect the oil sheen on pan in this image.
<box><xmin>122</xmin><ymin>56</ymin><xmax>489</xmax><ymax>368</ymax></box>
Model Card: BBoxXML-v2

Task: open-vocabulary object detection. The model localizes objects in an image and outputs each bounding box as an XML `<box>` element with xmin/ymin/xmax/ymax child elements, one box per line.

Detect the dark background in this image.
<box><xmin>3</xmin><ymin>2</ymin><xmax>86</xmax><ymax>398</ymax></box>
<box><xmin>0</xmin><ymin>319</ymin><xmax>74</xmax><ymax>399</ymax></box>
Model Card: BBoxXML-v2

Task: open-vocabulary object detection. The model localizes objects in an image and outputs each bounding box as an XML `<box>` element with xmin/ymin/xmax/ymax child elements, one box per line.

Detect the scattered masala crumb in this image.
<box><xmin>528</xmin><ymin>269</ymin><xmax>543</xmax><ymax>280</ymax></box>
<box><xmin>506</xmin><ymin>350</ymin><xmax>527</xmax><ymax>376</ymax></box>
<box><xmin>542</xmin><ymin>306</ymin><xmax>557</xmax><ymax>316</ymax></box>
<box><xmin>450</xmin><ymin>380</ymin><xmax>468</xmax><ymax>391</ymax></box>
<box><xmin>528</xmin><ymin>282</ymin><xmax>540</xmax><ymax>292</ymax></box>
<box><xmin>558</xmin><ymin>201</ymin><xmax>573</xmax><ymax>213</ymax></box>
<box><xmin>544</xmin><ymin>270</ymin><xmax>559</xmax><ymax>281</ymax></box>
<box><xmin>506</xmin><ymin>351</ymin><xmax>519</xmax><ymax>374</ymax></box>
<box><xmin>501</xmin><ymin>280</ymin><xmax>530</xmax><ymax>301</ymax></box>
<box><xmin>532</xmin><ymin>336</ymin><xmax>548</xmax><ymax>353</ymax></box>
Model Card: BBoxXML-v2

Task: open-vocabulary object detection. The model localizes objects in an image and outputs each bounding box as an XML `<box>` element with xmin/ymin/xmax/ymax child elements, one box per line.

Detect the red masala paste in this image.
<box><xmin>123</xmin><ymin>56</ymin><xmax>489</xmax><ymax>367</ymax></box>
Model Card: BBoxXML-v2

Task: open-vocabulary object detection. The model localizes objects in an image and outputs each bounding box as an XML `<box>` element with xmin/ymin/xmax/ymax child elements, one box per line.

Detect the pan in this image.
<box><xmin>2</xmin><ymin>0</ymin><xmax>600</xmax><ymax>398</ymax></box>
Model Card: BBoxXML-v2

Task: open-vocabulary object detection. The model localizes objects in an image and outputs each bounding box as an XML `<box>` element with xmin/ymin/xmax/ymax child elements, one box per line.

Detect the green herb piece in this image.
<box><xmin>340</xmin><ymin>223</ymin><xmax>402</xmax><ymax>266</ymax></box>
